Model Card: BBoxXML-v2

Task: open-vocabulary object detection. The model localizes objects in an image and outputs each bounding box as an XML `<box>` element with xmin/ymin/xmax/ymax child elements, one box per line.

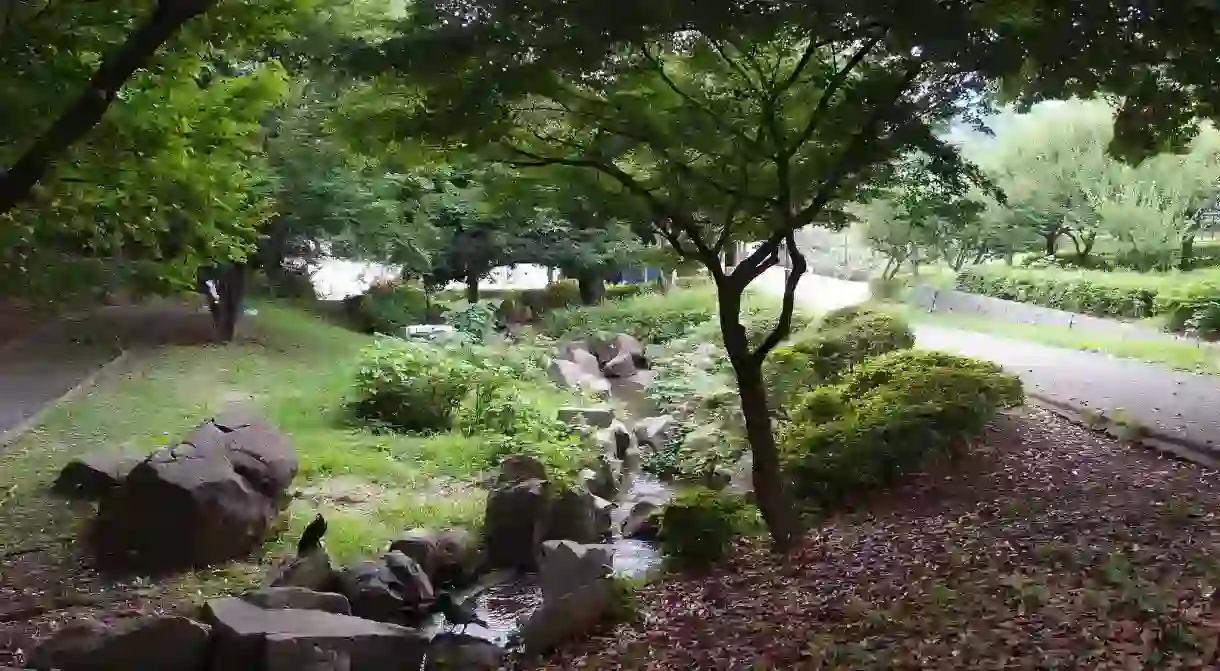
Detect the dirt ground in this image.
<box><xmin>529</xmin><ymin>407</ymin><xmax>1220</xmax><ymax>670</ymax></box>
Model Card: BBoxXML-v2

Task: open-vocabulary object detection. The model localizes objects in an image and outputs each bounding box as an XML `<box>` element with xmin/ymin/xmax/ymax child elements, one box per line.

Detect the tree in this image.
<box><xmin>368</xmin><ymin>0</ymin><xmax>1220</xmax><ymax>551</ymax></box>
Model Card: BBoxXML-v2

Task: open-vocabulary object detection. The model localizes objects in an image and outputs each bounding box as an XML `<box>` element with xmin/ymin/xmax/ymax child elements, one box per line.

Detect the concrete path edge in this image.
<box><xmin>0</xmin><ymin>350</ymin><xmax>130</xmax><ymax>451</ymax></box>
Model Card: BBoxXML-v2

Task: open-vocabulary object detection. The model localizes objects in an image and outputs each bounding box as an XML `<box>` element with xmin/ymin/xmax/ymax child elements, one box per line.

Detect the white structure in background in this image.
<box><xmin>311</xmin><ymin>259</ymin><xmax>551</xmax><ymax>299</ymax></box>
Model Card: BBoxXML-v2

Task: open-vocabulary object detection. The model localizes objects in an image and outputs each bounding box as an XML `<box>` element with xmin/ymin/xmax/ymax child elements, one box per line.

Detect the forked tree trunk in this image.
<box><xmin>465</xmin><ymin>272</ymin><xmax>480</xmax><ymax>303</ymax></box>
<box><xmin>716</xmin><ymin>283</ymin><xmax>801</xmax><ymax>552</ymax></box>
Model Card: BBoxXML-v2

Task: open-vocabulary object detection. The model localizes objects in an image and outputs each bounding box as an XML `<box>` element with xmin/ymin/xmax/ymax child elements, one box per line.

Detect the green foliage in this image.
<box><xmin>781</xmin><ymin>350</ymin><xmax>1023</xmax><ymax>506</ymax></box>
<box><xmin>606</xmin><ymin>575</ymin><xmax>646</xmax><ymax>625</ymax></box>
<box><xmin>538</xmin><ymin>287</ymin><xmax>718</xmax><ymax>344</ymax></box>
<box><xmin>350</xmin><ymin>339</ymin><xmax>475</xmax><ymax>433</ymax></box>
<box><xmin>605</xmin><ymin>283</ymin><xmax>653</xmax><ymax>301</ymax></box>
<box><xmin>351</xmin><ymin>282</ymin><xmax>429</xmax><ymax>334</ymax></box>
<box><xmin>446</xmin><ymin>302</ymin><xmax>496</xmax><ymax>341</ymax></box>
<box><xmin>658</xmin><ymin>489</ymin><xmax>752</xmax><ymax>567</ymax></box>
<box><xmin>1154</xmin><ymin>281</ymin><xmax>1220</xmax><ymax>338</ymax></box>
<box><xmin>955</xmin><ymin>265</ymin><xmax>1220</xmax><ymax>336</ymax></box>
<box><xmin>540</xmin><ymin>280</ymin><xmax>582</xmax><ymax>311</ymax></box>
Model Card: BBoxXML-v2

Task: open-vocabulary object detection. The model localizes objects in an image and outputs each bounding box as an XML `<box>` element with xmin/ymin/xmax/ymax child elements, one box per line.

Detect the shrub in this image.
<box><xmin>541</xmin><ymin>280</ymin><xmax>582</xmax><ymax>311</ymax></box>
<box><xmin>605</xmin><ymin>283</ymin><xmax>652</xmax><ymax>301</ymax></box>
<box><xmin>350</xmin><ymin>339</ymin><xmax>475</xmax><ymax>433</ymax></box>
<box><xmin>658</xmin><ymin>488</ymin><xmax>751</xmax><ymax>567</ymax></box>
<box><xmin>762</xmin><ymin>346</ymin><xmax>821</xmax><ymax>410</ymax></box>
<box><xmin>458</xmin><ymin>378</ymin><xmax>548</xmax><ymax>437</ymax></box>
<box><xmin>446</xmin><ymin>302</ymin><xmax>496</xmax><ymax>341</ymax></box>
<box><xmin>350</xmin><ymin>283</ymin><xmax>429</xmax><ymax>334</ymax></box>
<box><xmin>794</xmin><ymin>309</ymin><xmax>915</xmax><ymax>382</ymax></box>
<box><xmin>1153</xmin><ymin>280</ymin><xmax>1220</xmax><ymax>337</ymax></box>
<box><xmin>538</xmin><ymin>287</ymin><xmax>717</xmax><ymax>344</ymax></box>
<box><xmin>781</xmin><ymin>350</ymin><xmax>1023</xmax><ymax>506</ymax></box>
<box><xmin>956</xmin><ymin>266</ymin><xmax>1158</xmax><ymax>320</ymax></box>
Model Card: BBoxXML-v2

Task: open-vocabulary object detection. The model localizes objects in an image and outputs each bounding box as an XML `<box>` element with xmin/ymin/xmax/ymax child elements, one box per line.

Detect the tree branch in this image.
<box><xmin>752</xmin><ymin>231</ymin><xmax>808</xmax><ymax>362</ymax></box>
<box><xmin>783</xmin><ymin>34</ymin><xmax>885</xmax><ymax>160</ymax></box>
<box><xmin>0</xmin><ymin>0</ymin><xmax>216</xmax><ymax>216</ymax></box>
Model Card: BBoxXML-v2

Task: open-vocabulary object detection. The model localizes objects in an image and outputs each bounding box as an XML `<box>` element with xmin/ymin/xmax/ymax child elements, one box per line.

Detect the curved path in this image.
<box><xmin>755</xmin><ymin>269</ymin><xmax>1220</xmax><ymax>457</ymax></box>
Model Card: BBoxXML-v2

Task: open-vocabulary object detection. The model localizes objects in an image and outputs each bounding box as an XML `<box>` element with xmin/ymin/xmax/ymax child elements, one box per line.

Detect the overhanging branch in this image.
<box><xmin>752</xmin><ymin>231</ymin><xmax>808</xmax><ymax>362</ymax></box>
<box><xmin>783</xmin><ymin>34</ymin><xmax>885</xmax><ymax>160</ymax></box>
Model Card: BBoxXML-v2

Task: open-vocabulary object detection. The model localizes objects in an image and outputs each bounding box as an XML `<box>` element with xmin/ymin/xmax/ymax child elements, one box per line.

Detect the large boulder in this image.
<box><xmin>494</xmin><ymin>455</ymin><xmax>548</xmax><ymax>486</ymax></box>
<box><xmin>265</xmin><ymin>641</ymin><xmax>351</xmax><ymax>671</ymax></box>
<box><xmin>91</xmin><ymin>441</ymin><xmax>275</xmax><ymax>570</ymax></box>
<box><xmin>482</xmin><ymin>478</ymin><xmax>551</xmax><ymax>570</ymax></box>
<box><xmin>434</xmin><ymin>528</ymin><xmax>479</xmax><ymax>587</ymax></box>
<box><xmin>543</xmin><ymin>486</ymin><xmax>600</xmax><ymax>544</ymax></box>
<box><xmin>568</xmin><ymin>348</ymin><xmax>602</xmax><ymax>377</ymax></box>
<box><xmin>52</xmin><ymin>451</ymin><xmax>144</xmax><ymax>500</ymax></box>
<box><xmin>611</xmin><ymin>333</ymin><xmax>647</xmax><ymax>368</ymax></box>
<box><xmin>633</xmin><ymin>415</ymin><xmax>677</xmax><ymax>449</ymax></box>
<box><xmin>338</xmin><ymin>552</ymin><xmax>434</xmax><ymax>623</ymax></box>
<box><xmin>621</xmin><ymin>501</ymin><xmax>662</xmax><ymax>541</ymax></box>
<box><xmin>599</xmin><ymin>421</ymin><xmax>636</xmax><ymax>460</ymax></box>
<box><xmin>241</xmin><ymin>587</ymin><xmax>351</xmax><ymax>615</ymax></box>
<box><xmin>602</xmin><ymin>351</ymin><xmax>637</xmax><ymax>378</ymax></box>
<box><xmin>520</xmin><ymin>580</ymin><xmax>614</xmax><ymax>655</ymax></box>
<box><xmin>28</xmin><ymin>616</ymin><xmax>211</xmax><ymax>671</ymax></box>
<box><xmin>389</xmin><ymin>528</ymin><xmax>439</xmax><ymax>578</ymax></box>
<box><xmin>546</xmin><ymin>359</ymin><xmax>585</xmax><ymax>389</ymax></box>
<box><xmin>538</xmin><ymin>540</ymin><xmax>613</xmax><ymax>601</ymax></box>
<box><xmin>578</xmin><ymin>375</ymin><xmax>612</xmax><ymax>400</ymax></box>
<box><xmin>424</xmin><ymin>633</ymin><xmax>505</xmax><ymax>671</ymax></box>
<box><xmin>266</xmin><ymin>548</ymin><xmax>339</xmax><ymax>593</ymax></box>
<box><xmin>203</xmin><ymin>597</ymin><xmax>428</xmax><ymax>671</ymax></box>
<box><xmin>578</xmin><ymin>455</ymin><xmax>621</xmax><ymax>501</ymax></box>
<box><xmin>208</xmin><ymin>412</ymin><xmax>299</xmax><ymax>502</ymax></box>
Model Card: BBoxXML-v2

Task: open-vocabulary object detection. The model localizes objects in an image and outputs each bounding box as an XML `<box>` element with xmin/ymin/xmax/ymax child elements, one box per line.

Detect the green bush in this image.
<box><xmin>541</xmin><ymin>280</ymin><xmax>582</xmax><ymax>311</ymax></box>
<box><xmin>350</xmin><ymin>283</ymin><xmax>430</xmax><ymax>334</ymax></box>
<box><xmin>350</xmin><ymin>339</ymin><xmax>475</xmax><ymax>433</ymax></box>
<box><xmin>538</xmin><ymin>287</ymin><xmax>718</xmax><ymax>343</ymax></box>
<box><xmin>797</xmin><ymin>309</ymin><xmax>916</xmax><ymax>380</ymax></box>
<box><xmin>781</xmin><ymin>350</ymin><xmax>1023</xmax><ymax>506</ymax></box>
<box><xmin>658</xmin><ymin>488</ymin><xmax>751</xmax><ymax>567</ymax></box>
<box><xmin>446</xmin><ymin>302</ymin><xmax>496</xmax><ymax>341</ymax></box>
<box><xmin>956</xmin><ymin>266</ymin><xmax>1158</xmax><ymax>320</ymax></box>
<box><xmin>605</xmin><ymin>283</ymin><xmax>652</xmax><ymax>301</ymax></box>
<box><xmin>1153</xmin><ymin>280</ymin><xmax>1220</xmax><ymax>337</ymax></box>
<box><xmin>762</xmin><ymin>346</ymin><xmax>821</xmax><ymax>410</ymax></box>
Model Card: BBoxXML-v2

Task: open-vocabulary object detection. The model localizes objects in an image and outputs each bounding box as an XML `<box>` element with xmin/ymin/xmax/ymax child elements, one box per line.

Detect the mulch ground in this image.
<box><xmin>526</xmin><ymin>407</ymin><xmax>1220</xmax><ymax>670</ymax></box>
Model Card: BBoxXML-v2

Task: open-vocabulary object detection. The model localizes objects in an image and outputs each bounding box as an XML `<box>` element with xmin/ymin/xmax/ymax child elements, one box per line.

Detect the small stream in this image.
<box><xmin>434</xmin><ymin>376</ymin><xmax>675</xmax><ymax>647</ymax></box>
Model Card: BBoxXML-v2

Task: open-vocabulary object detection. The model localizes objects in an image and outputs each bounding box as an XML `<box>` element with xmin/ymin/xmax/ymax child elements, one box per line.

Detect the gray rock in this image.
<box><xmin>434</xmin><ymin>528</ymin><xmax>479</xmax><ymax>587</ymax></box>
<box><xmin>610</xmin><ymin>333</ymin><xmax>647</xmax><ymax>367</ymax></box>
<box><xmin>634</xmin><ymin>415</ymin><xmax>677</xmax><ymax>448</ymax></box>
<box><xmin>483</xmin><ymin>478</ymin><xmax>552</xmax><ymax>570</ymax></box>
<box><xmin>92</xmin><ymin>440</ymin><xmax>275</xmax><ymax>571</ymax></box>
<box><xmin>622</xmin><ymin>447</ymin><xmax>642</xmax><ymax>473</ymax></box>
<box><xmin>544</xmin><ymin>486</ymin><xmax>599</xmax><ymax>544</ymax></box>
<box><xmin>621</xmin><ymin>501</ymin><xmax>662</xmax><ymax>540</ymax></box>
<box><xmin>520</xmin><ymin>580</ymin><xmax>614</xmax><ymax>655</ymax></box>
<box><xmin>52</xmin><ymin>451</ymin><xmax>144</xmax><ymax>500</ymax></box>
<box><xmin>265</xmin><ymin>641</ymin><xmax>351</xmax><ymax>671</ymax></box>
<box><xmin>424</xmin><ymin>633</ymin><xmax>505</xmax><ymax>671</ymax></box>
<box><xmin>337</xmin><ymin>562</ymin><xmax>406</xmax><ymax>623</ymax></box>
<box><xmin>546</xmin><ymin>359</ymin><xmax>585</xmax><ymax>389</ymax></box>
<box><xmin>539</xmin><ymin>540</ymin><xmax>613</xmax><ymax>602</ymax></box>
<box><xmin>568</xmin><ymin>348</ymin><xmax>602</xmax><ymax>377</ymax></box>
<box><xmin>266</xmin><ymin>548</ymin><xmax>338</xmax><ymax>592</ymax></box>
<box><xmin>209</xmin><ymin>412</ymin><xmax>299</xmax><ymax>502</ymax></box>
<box><xmin>241</xmin><ymin>587</ymin><xmax>351</xmax><ymax>615</ymax></box>
<box><xmin>556</xmin><ymin>406</ymin><xmax>615</xmax><ymax>429</ymax></box>
<box><xmin>592</xmin><ymin>495</ymin><xmax>614</xmax><ymax>538</ymax></box>
<box><xmin>382</xmin><ymin>551</ymin><xmax>435</xmax><ymax>607</ymax></box>
<box><xmin>203</xmin><ymin>597</ymin><xmax>427</xmax><ymax>671</ymax></box>
<box><xmin>579</xmin><ymin>455</ymin><xmax>621</xmax><ymax>500</ymax></box>
<box><xmin>602</xmin><ymin>351</ymin><xmax>637</xmax><ymax>378</ymax></box>
<box><xmin>559</xmin><ymin>339</ymin><xmax>590</xmax><ymax>362</ymax></box>
<box><xmin>389</xmin><ymin>528</ymin><xmax>439</xmax><ymax>578</ymax></box>
<box><xmin>494</xmin><ymin>454</ymin><xmax>548</xmax><ymax>486</ymax></box>
<box><xmin>604</xmin><ymin>420</ymin><xmax>636</xmax><ymax>460</ymax></box>
<box><xmin>728</xmin><ymin>454</ymin><xmax>754</xmax><ymax>499</ymax></box>
<box><xmin>28</xmin><ymin>616</ymin><xmax>211</xmax><ymax>671</ymax></box>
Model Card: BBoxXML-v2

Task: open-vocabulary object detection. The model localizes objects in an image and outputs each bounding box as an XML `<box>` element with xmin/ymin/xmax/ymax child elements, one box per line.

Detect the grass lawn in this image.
<box><xmin>884</xmin><ymin>303</ymin><xmax>1220</xmax><ymax>375</ymax></box>
<box><xmin>0</xmin><ymin>302</ymin><xmax>579</xmax><ymax>651</ymax></box>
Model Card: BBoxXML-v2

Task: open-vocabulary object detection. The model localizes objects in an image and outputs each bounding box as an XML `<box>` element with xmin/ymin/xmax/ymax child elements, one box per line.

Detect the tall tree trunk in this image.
<box><xmin>465</xmin><ymin>272</ymin><xmax>480</xmax><ymax>303</ymax></box>
<box><xmin>209</xmin><ymin>264</ymin><xmax>247</xmax><ymax>343</ymax></box>
<box><xmin>0</xmin><ymin>0</ymin><xmax>216</xmax><ymax>215</ymax></box>
<box><xmin>577</xmin><ymin>269</ymin><xmax>604</xmax><ymax>305</ymax></box>
<box><xmin>1044</xmin><ymin>233</ymin><xmax>1059</xmax><ymax>257</ymax></box>
<box><xmin>717</xmin><ymin>280</ymin><xmax>801</xmax><ymax>553</ymax></box>
<box><xmin>1181</xmin><ymin>235</ymin><xmax>1195</xmax><ymax>271</ymax></box>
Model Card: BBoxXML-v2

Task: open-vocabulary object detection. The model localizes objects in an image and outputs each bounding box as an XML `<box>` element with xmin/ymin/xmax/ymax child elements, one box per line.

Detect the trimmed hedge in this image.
<box><xmin>780</xmin><ymin>349</ymin><xmax>1023</xmax><ymax>506</ymax></box>
<box><xmin>956</xmin><ymin>266</ymin><xmax>1220</xmax><ymax>337</ymax></box>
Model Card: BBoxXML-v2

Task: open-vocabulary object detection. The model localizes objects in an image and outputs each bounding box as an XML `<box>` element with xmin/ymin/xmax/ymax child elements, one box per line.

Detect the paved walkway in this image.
<box><xmin>0</xmin><ymin>303</ymin><xmax>216</xmax><ymax>445</ymax></box>
<box><xmin>755</xmin><ymin>269</ymin><xmax>1220</xmax><ymax>455</ymax></box>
